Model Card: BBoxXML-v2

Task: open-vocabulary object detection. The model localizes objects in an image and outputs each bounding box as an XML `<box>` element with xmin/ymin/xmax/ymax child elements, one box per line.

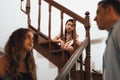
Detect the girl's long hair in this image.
<box><xmin>4</xmin><ymin>28</ymin><xmax>36</xmax><ymax>79</ymax></box>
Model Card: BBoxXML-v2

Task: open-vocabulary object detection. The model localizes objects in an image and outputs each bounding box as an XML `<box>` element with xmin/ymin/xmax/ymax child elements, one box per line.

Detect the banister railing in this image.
<box><xmin>55</xmin><ymin>38</ymin><xmax>89</xmax><ymax>80</ymax></box>
<box><xmin>20</xmin><ymin>0</ymin><xmax>91</xmax><ymax>80</ymax></box>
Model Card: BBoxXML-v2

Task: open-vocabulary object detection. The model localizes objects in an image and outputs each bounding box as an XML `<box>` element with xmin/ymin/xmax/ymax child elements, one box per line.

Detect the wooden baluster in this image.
<box><xmin>26</xmin><ymin>0</ymin><xmax>31</xmax><ymax>28</ymax></box>
<box><xmin>48</xmin><ymin>4</ymin><xmax>52</xmax><ymax>53</ymax></box>
<box><xmin>20</xmin><ymin>0</ymin><xmax>31</xmax><ymax>28</ymax></box>
<box><xmin>37</xmin><ymin>0</ymin><xmax>41</xmax><ymax>44</ymax></box>
<box><xmin>38</xmin><ymin>0</ymin><xmax>41</xmax><ymax>32</ymax></box>
<box><xmin>73</xmin><ymin>19</ymin><xmax>77</xmax><ymax>49</ymax></box>
<box><xmin>71</xmin><ymin>19</ymin><xmax>77</xmax><ymax>80</ymax></box>
<box><xmin>60</xmin><ymin>11</ymin><xmax>64</xmax><ymax>62</ymax></box>
<box><xmin>20</xmin><ymin>0</ymin><xmax>26</xmax><ymax>14</ymax></box>
<box><xmin>80</xmin><ymin>55</ymin><xmax>84</xmax><ymax>80</ymax></box>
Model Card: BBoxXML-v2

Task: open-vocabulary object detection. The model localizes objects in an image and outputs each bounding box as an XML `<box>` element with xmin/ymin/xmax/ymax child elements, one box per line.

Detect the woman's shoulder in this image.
<box><xmin>0</xmin><ymin>56</ymin><xmax>8</xmax><ymax>77</ymax></box>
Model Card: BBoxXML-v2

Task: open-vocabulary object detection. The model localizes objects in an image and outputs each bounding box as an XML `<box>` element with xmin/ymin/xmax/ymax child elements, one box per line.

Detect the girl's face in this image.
<box><xmin>65</xmin><ymin>21</ymin><xmax>74</xmax><ymax>33</ymax></box>
<box><xmin>24</xmin><ymin>31</ymin><xmax>34</xmax><ymax>52</ymax></box>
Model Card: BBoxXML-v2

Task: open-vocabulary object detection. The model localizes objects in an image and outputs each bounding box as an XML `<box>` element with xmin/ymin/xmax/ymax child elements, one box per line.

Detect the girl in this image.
<box><xmin>52</xmin><ymin>19</ymin><xmax>81</xmax><ymax>55</ymax></box>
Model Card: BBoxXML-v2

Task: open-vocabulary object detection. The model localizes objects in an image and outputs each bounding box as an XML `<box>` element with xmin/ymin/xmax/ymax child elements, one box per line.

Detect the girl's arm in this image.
<box><xmin>52</xmin><ymin>34</ymin><xmax>61</xmax><ymax>43</ymax></box>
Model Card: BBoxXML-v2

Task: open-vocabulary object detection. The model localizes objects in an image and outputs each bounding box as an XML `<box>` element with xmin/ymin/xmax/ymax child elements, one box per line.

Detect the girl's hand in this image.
<box><xmin>60</xmin><ymin>40</ymin><xmax>65</xmax><ymax>48</ymax></box>
<box><xmin>67</xmin><ymin>40</ymin><xmax>73</xmax><ymax>48</ymax></box>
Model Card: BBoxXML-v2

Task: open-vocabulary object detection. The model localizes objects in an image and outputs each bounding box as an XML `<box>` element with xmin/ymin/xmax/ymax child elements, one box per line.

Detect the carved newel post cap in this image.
<box><xmin>85</xmin><ymin>11</ymin><xmax>90</xmax><ymax>16</ymax></box>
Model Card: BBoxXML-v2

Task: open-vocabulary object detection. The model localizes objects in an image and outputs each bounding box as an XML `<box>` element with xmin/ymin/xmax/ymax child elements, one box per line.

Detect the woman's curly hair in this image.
<box><xmin>4</xmin><ymin>28</ymin><xmax>36</xmax><ymax>79</ymax></box>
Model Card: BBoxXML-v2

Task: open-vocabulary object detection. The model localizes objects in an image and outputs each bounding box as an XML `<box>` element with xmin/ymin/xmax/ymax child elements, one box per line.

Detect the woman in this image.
<box><xmin>0</xmin><ymin>28</ymin><xmax>37</xmax><ymax>80</ymax></box>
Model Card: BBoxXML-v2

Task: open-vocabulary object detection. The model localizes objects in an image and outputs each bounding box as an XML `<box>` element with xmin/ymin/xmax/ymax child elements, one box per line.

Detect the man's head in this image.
<box><xmin>94</xmin><ymin>0</ymin><xmax>120</xmax><ymax>30</ymax></box>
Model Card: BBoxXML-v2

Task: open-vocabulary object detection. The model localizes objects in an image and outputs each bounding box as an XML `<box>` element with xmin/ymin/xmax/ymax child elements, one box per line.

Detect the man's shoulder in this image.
<box><xmin>112</xmin><ymin>19</ymin><xmax>120</xmax><ymax>35</ymax></box>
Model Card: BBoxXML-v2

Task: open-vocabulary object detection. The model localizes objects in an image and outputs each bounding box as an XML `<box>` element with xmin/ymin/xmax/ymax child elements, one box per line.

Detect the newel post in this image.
<box><xmin>84</xmin><ymin>11</ymin><xmax>91</xmax><ymax>80</ymax></box>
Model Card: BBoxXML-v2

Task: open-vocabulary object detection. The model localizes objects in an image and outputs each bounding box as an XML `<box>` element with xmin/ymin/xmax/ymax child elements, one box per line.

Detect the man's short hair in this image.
<box><xmin>98</xmin><ymin>0</ymin><xmax>120</xmax><ymax>15</ymax></box>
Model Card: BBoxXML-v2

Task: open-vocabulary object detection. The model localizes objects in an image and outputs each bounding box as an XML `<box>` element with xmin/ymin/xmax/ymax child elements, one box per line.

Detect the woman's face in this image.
<box><xmin>65</xmin><ymin>21</ymin><xmax>74</xmax><ymax>33</ymax></box>
<box><xmin>24</xmin><ymin>31</ymin><xmax>34</xmax><ymax>52</ymax></box>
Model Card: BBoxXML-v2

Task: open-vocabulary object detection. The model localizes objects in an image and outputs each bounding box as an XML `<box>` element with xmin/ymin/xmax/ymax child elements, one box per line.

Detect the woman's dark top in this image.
<box><xmin>17</xmin><ymin>72</ymin><xmax>33</xmax><ymax>80</ymax></box>
<box><xmin>0</xmin><ymin>72</ymin><xmax>33</xmax><ymax>80</ymax></box>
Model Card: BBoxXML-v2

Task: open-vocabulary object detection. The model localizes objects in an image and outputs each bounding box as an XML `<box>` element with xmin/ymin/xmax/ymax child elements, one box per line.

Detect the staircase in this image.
<box><xmin>20</xmin><ymin>0</ymin><xmax>102</xmax><ymax>80</ymax></box>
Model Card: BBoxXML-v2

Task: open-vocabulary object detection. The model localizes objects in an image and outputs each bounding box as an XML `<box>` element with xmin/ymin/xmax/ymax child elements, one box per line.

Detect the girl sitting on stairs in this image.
<box><xmin>52</xmin><ymin>19</ymin><xmax>81</xmax><ymax>55</ymax></box>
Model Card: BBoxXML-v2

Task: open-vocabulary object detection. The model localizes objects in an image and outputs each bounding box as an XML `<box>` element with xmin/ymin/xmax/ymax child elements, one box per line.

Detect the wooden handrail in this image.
<box><xmin>44</xmin><ymin>0</ymin><xmax>88</xmax><ymax>26</ymax></box>
<box><xmin>55</xmin><ymin>38</ymin><xmax>89</xmax><ymax>80</ymax></box>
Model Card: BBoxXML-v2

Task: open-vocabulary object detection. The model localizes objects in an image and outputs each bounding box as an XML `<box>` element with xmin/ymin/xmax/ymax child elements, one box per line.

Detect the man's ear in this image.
<box><xmin>106</xmin><ymin>5</ymin><xmax>114</xmax><ymax>14</ymax></box>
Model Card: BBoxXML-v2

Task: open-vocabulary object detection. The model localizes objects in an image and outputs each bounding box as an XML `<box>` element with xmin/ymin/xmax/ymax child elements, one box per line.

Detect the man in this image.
<box><xmin>94</xmin><ymin>0</ymin><xmax>120</xmax><ymax>80</ymax></box>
